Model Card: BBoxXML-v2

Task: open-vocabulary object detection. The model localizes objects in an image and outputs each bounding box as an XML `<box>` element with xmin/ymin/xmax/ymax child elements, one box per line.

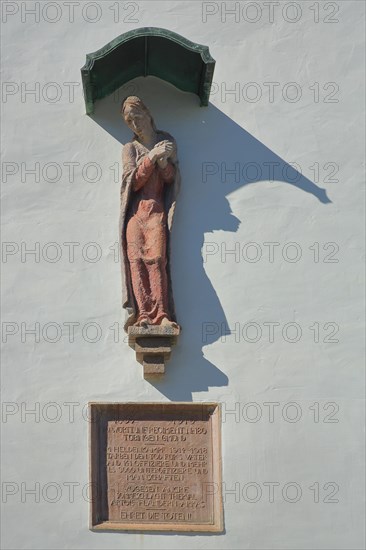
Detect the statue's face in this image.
<box><xmin>123</xmin><ymin>106</ymin><xmax>152</xmax><ymax>138</ymax></box>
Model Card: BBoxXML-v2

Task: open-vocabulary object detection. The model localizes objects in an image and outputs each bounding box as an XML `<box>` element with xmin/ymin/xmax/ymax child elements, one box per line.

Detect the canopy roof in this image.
<box><xmin>81</xmin><ymin>27</ymin><xmax>216</xmax><ymax>115</ymax></box>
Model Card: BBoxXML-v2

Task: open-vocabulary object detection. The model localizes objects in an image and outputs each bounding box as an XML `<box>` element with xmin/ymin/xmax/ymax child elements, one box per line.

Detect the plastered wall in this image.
<box><xmin>1</xmin><ymin>1</ymin><xmax>365</xmax><ymax>548</ymax></box>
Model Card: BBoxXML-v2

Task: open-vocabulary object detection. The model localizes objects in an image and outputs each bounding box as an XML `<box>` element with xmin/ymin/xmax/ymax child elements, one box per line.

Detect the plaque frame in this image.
<box><xmin>89</xmin><ymin>402</ymin><xmax>223</xmax><ymax>532</ymax></box>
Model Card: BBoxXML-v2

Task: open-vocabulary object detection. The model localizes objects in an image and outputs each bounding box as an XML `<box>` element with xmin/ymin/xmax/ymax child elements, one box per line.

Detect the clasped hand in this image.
<box><xmin>148</xmin><ymin>140</ymin><xmax>174</xmax><ymax>168</ymax></box>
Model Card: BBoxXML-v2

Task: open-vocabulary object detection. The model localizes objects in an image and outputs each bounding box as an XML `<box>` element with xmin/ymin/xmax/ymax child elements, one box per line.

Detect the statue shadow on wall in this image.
<box><xmin>90</xmin><ymin>76</ymin><xmax>331</xmax><ymax>402</ymax></box>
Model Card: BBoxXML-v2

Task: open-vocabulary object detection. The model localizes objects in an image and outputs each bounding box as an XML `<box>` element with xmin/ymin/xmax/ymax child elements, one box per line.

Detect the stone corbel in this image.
<box><xmin>128</xmin><ymin>326</ymin><xmax>180</xmax><ymax>378</ymax></box>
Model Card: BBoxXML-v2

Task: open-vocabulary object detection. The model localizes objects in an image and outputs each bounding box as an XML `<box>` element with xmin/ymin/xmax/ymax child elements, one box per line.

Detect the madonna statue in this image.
<box><xmin>119</xmin><ymin>96</ymin><xmax>180</xmax><ymax>331</ymax></box>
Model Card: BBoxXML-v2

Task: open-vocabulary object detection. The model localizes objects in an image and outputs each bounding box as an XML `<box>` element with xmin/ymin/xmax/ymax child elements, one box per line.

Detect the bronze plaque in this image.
<box><xmin>89</xmin><ymin>402</ymin><xmax>223</xmax><ymax>532</ymax></box>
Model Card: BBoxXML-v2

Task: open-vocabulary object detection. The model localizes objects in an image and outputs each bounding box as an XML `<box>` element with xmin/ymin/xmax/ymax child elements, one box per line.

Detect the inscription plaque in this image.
<box><xmin>89</xmin><ymin>402</ymin><xmax>223</xmax><ymax>532</ymax></box>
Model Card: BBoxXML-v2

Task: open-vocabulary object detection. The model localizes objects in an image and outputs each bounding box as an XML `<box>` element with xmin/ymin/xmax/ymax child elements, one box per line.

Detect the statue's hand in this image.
<box><xmin>148</xmin><ymin>141</ymin><xmax>174</xmax><ymax>163</ymax></box>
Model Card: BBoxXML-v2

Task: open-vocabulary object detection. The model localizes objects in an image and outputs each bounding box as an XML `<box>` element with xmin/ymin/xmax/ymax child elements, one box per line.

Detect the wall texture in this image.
<box><xmin>1</xmin><ymin>1</ymin><xmax>365</xmax><ymax>548</ymax></box>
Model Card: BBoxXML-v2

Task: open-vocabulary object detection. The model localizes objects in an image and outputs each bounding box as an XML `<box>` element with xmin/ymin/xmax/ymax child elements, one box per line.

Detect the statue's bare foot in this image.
<box><xmin>160</xmin><ymin>317</ymin><xmax>179</xmax><ymax>329</ymax></box>
<box><xmin>135</xmin><ymin>317</ymin><xmax>150</xmax><ymax>328</ymax></box>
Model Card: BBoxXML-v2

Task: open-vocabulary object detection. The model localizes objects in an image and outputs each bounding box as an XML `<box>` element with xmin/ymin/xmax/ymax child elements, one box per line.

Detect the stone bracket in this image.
<box><xmin>127</xmin><ymin>326</ymin><xmax>180</xmax><ymax>378</ymax></box>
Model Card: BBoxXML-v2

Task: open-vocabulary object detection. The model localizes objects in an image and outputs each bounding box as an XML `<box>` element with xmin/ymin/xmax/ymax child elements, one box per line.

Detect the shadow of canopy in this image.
<box><xmin>88</xmin><ymin>76</ymin><xmax>331</xmax><ymax>400</ymax></box>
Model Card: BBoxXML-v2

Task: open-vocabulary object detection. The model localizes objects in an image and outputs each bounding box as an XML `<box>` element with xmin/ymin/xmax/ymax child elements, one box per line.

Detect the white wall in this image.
<box><xmin>1</xmin><ymin>1</ymin><xmax>365</xmax><ymax>548</ymax></box>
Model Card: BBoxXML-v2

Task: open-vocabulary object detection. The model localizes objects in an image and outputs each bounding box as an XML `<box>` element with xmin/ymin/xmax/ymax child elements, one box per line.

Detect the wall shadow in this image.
<box><xmin>88</xmin><ymin>77</ymin><xmax>331</xmax><ymax>400</ymax></box>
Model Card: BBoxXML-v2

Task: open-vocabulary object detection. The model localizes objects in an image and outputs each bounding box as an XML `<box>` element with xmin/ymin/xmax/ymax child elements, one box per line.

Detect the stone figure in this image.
<box><xmin>119</xmin><ymin>96</ymin><xmax>180</xmax><ymax>332</ymax></box>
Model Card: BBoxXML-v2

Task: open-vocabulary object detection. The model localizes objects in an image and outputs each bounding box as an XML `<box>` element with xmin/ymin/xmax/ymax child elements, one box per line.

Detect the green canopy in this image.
<box><xmin>81</xmin><ymin>27</ymin><xmax>216</xmax><ymax>115</ymax></box>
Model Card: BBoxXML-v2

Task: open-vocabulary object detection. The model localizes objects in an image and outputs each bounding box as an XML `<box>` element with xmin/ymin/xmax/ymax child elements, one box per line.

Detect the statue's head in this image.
<box><xmin>121</xmin><ymin>96</ymin><xmax>157</xmax><ymax>140</ymax></box>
